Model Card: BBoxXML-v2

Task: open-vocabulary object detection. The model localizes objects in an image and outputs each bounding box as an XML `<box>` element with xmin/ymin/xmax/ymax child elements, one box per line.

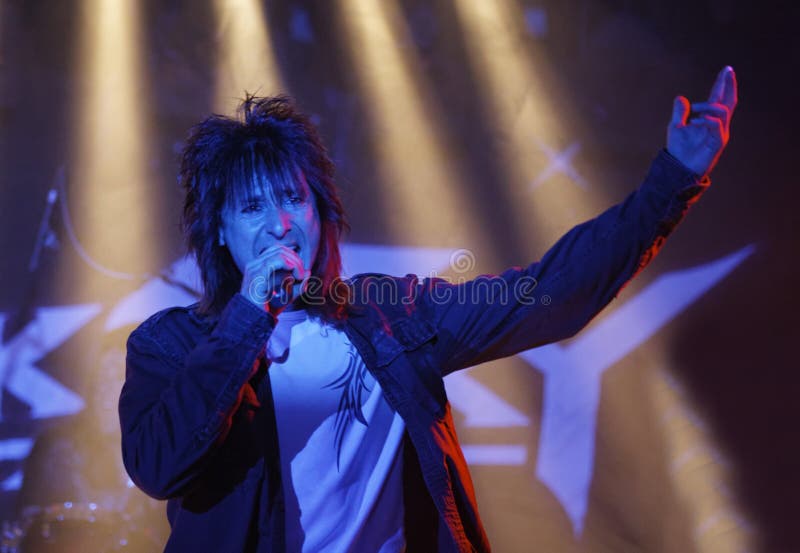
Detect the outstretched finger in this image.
<box><xmin>721</xmin><ymin>66</ymin><xmax>738</xmax><ymax>111</ymax></box>
<box><xmin>671</xmin><ymin>96</ymin><xmax>690</xmax><ymax>127</ymax></box>
<box><xmin>708</xmin><ymin>66</ymin><xmax>737</xmax><ymax>110</ymax></box>
<box><xmin>708</xmin><ymin>67</ymin><xmax>727</xmax><ymax>104</ymax></box>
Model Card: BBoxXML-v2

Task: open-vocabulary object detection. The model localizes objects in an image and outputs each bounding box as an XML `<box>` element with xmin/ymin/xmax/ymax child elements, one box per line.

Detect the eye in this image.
<box><xmin>284</xmin><ymin>194</ymin><xmax>306</xmax><ymax>207</ymax></box>
<box><xmin>241</xmin><ymin>200</ymin><xmax>263</xmax><ymax>214</ymax></box>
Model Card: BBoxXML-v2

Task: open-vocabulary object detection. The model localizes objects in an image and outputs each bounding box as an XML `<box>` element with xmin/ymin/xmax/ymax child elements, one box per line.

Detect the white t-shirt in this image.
<box><xmin>267</xmin><ymin>309</ymin><xmax>407</xmax><ymax>553</ymax></box>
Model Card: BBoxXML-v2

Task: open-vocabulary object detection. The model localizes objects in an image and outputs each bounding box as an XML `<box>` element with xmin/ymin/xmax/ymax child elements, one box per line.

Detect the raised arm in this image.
<box><xmin>419</xmin><ymin>67</ymin><xmax>737</xmax><ymax>375</ymax></box>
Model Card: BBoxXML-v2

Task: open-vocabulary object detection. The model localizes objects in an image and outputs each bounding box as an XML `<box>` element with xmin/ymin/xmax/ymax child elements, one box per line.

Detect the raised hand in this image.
<box><xmin>667</xmin><ymin>66</ymin><xmax>738</xmax><ymax>178</ymax></box>
<box><xmin>240</xmin><ymin>245</ymin><xmax>310</xmax><ymax>316</ymax></box>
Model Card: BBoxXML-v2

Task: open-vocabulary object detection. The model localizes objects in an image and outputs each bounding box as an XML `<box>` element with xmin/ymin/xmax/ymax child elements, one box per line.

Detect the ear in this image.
<box><xmin>218</xmin><ymin>228</ymin><xmax>226</xmax><ymax>247</ymax></box>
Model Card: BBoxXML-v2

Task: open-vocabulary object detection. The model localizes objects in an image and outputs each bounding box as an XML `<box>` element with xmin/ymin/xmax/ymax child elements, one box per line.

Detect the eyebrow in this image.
<box><xmin>227</xmin><ymin>168</ymin><xmax>306</xmax><ymax>210</ymax></box>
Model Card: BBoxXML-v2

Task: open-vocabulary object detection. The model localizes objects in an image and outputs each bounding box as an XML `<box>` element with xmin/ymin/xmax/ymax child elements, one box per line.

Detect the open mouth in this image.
<box><xmin>258</xmin><ymin>244</ymin><xmax>301</xmax><ymax>256</ymax></box>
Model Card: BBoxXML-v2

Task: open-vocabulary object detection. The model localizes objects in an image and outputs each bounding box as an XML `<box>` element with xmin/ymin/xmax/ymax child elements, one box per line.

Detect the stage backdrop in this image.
<box><xmin>1</xmin><ymin>1</ymin><xmax>797</xmax><ymax>551</ymax></box>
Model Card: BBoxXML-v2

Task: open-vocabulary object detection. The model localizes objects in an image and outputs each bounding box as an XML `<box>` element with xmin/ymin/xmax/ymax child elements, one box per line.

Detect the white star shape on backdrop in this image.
<box><xmin>0</xmin><ymin>243</ymin><xmax>753</xmax><ymax>510</ymax></box>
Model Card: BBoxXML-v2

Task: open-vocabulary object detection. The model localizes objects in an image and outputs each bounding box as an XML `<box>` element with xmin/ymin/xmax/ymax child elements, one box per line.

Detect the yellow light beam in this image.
<box><xmin>70</xmin><ymin>0</ymin><xmax>154</xmax><ymax>297</ymax></box>
<box><xmin>652</xmin><ymin>367</ymin><xmax>756</xmax><ymax>552</ymax></box>
<box><xmin>452</xmin><ymin>0</ymin><xmax>602</xmax><ymax>248</ymax></box>
<box><xmin>212</xmin><ymin>0</ymin><xmax>283</xmax><ymax>113</ymax></box>
<box><xmin>335</xmin><ymin>0</ymin><xmax>490</xmax><ymax>258</ymax></box>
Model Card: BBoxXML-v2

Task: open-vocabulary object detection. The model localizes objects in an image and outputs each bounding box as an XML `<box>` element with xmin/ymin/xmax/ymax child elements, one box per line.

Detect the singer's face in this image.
<box><xmin>219</xmin><ymin>171</ymin><xmax>320</xmax><ymax>297</ymax></box>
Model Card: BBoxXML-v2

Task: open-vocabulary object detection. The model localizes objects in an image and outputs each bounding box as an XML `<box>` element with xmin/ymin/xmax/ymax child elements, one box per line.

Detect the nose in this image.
<box><xmin>267</xmin><ymin>208</ymin><xmax>291</xmax><ymax>238</ymax></box>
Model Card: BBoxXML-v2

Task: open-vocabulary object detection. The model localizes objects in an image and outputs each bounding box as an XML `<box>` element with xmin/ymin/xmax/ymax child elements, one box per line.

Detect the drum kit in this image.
<box><xmin>1</xmin><ymin>501</ymin><xmax>161</xmax><ymax>553</ymax></box>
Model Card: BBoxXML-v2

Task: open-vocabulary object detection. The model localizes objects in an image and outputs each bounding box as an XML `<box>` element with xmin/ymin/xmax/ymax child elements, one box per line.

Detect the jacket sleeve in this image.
<box><xmin>417</xmin><ymin>150</ymin><xmax>710</xmax><ymax>375</ymax></box>
<box><xmin>118</xmin><ymin>293</ymin><xmax>275</xmax><ymax>500</ymax></box>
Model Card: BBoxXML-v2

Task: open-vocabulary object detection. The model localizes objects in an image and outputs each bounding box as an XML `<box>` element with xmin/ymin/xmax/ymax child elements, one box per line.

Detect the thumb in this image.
<box><xmin>670</xmin><ymin>96</ymin><xmax>690</xmax><ymax>127</ymax></box>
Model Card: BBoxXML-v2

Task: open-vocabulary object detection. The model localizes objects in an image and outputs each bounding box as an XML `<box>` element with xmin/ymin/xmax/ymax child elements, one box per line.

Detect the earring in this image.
<box><xmin>218</xmin><ymin>232</ymin><xmax>225</xmax><ymax>246</ymax></box>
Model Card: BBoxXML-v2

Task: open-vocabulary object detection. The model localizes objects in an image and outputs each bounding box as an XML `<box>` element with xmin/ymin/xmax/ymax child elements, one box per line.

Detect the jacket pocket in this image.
<box><xmin>391</xmin><ymin>317</ymin><xmax>437</xmax><ymax>350</ymax></box>
<box><xmin>372</xmin><ymin>317</ymin><xmax>436</xmax><ymax>367</ymax></box>
<box><xmin>388</xmin><ymin>318</ymin><xmax>447</xmax><ymax>419</ymax></box>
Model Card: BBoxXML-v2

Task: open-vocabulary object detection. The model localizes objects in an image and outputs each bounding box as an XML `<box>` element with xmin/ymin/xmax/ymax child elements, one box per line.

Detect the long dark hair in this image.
<box><xmin>180</xmin><ymin>94</ymin><xmax>349</xmax><ymax>320</ymax></box>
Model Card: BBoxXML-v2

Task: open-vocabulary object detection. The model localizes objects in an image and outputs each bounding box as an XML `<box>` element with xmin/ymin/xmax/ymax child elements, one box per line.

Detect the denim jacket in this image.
<box><xmin>119</xmin><ymin>151</ymin><xmax>708</xmax><ymax>552</ymax></box>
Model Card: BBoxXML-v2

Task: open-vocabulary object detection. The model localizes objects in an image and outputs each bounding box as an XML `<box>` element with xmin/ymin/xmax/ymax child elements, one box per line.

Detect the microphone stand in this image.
<box><xmin>2</xmin><ymin>167</ymin><xmax>64</xmax><ymax>345</ymax></box>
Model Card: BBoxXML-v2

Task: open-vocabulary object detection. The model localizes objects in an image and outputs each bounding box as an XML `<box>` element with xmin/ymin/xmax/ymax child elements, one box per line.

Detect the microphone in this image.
<box><xmin>29</xmin><ymin>185</ymin><xmax>60</xmax><ymax>272</ymax></box>
<box><xmin>267</xmin><ymin>271</ymin><xmax>296</xmax><ymax>312</ymax></box>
